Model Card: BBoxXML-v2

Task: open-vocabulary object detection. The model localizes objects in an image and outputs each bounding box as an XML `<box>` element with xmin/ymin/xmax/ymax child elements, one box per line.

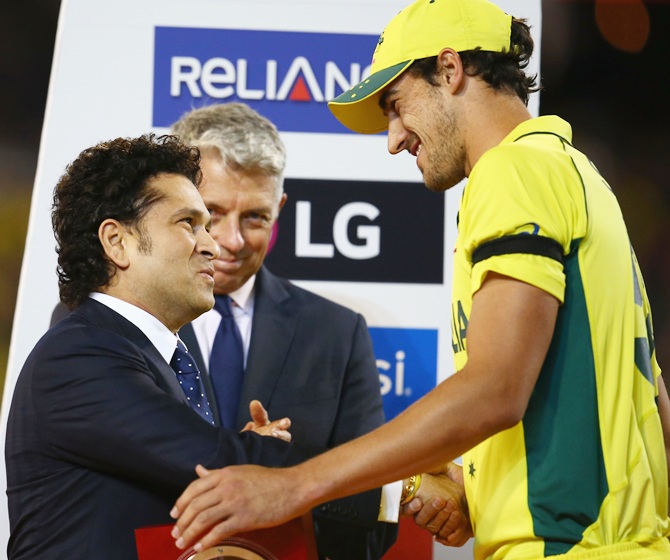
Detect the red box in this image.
<box><xmin>136</xmin><ymin>515</ymin><xmax>318</xmax><ymax>560</ymax></box>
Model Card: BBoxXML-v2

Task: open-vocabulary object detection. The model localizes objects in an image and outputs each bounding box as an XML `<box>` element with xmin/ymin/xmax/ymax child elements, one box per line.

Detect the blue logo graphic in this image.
<box><xmin>153</xmin><ymin>27</ymin><xmax>377</xmax><ymax>133</ymax></box>
<box><xmin>369</xmin><ymin>327</ymin><xmax>438</xmax><ymax>421</ymax></box>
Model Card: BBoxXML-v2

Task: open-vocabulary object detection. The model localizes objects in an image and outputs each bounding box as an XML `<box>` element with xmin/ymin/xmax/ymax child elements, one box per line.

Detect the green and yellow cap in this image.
<box><xmin>328</xmin><ymin>0</ymin><xmax>512</xmax><ymax>134</ymax></box>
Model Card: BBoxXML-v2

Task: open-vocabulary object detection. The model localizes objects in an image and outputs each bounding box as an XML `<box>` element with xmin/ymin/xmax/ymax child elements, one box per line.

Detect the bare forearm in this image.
<box><xmin>297</xmin><ymin>275</ymin><xmax>558</xmax><ymax>510</ymax></box>
<box><xmin>294</xmin><ymin>368</ymin><xmax>512</xmax><ymax>512</ymax></box>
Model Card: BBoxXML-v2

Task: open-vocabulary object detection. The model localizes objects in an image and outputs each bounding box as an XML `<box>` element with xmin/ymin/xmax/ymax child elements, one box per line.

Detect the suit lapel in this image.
<box><xmin>239</xmin><ymin>267</ymin><xmax>298</xmax><ymax>426</ymax></box>
<box><xmin>76</xmin><ymin>299</ymin><xmax>188</xmax><ymax>405</ymax></box>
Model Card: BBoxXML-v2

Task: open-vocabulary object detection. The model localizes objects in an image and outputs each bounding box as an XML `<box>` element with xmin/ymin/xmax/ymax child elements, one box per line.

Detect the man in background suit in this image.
<box><xmin>5</xmin><ymin>133</ymin><xmax>378</xmax><ymax>559</ymax></box>
<box><xmin>170</xmin><ymin>103</ymin><xmax>400</xmax><ymax>560</ymax></box>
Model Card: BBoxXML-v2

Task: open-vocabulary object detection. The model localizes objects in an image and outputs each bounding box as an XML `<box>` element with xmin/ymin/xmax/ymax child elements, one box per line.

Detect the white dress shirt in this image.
<box><xmin>190</xmin><ymin>275</ymin><xmax>255</xmax><ymax>367</ymax></box>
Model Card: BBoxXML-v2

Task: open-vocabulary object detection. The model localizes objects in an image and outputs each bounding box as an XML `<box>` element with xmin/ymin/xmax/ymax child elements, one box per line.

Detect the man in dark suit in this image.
<box><xmin>4</xmin><ymin>133</ymin><xmax>387</xmax><ymax>559</ymax></box>
<box><xmin>179</xmin><ymin>266</ymin><xmax>383</xmax><ymax>450</ymax></box>
<box><xmin>170</xmin><ymin>103</ymin><xmax>401</xmax><ymax>559</ymax></box>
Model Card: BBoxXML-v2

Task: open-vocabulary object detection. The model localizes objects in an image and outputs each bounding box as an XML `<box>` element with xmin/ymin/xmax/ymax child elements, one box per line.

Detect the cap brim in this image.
<box><xmin>328</xmin><ymin>61</ymin><xmax>412</xmax><ymax>134</ymax></box>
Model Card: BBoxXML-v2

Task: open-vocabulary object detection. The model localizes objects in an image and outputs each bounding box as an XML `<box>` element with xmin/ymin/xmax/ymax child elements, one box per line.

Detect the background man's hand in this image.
<box><xmin>240</xmin><ymin>399</ymin><xmax>291</xmax><ymax>442</ymax></box>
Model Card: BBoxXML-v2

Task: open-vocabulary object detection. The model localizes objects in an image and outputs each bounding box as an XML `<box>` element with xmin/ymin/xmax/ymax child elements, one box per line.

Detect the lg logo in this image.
<box><xmin>265</xmin><ymin>177</ymin><xmax>444</xmax><ymax>284</ymax></box>
<box><xmin>295</xmin><ymin>201</ymin><xmax>380</xmax><ymax>260</ymax></box>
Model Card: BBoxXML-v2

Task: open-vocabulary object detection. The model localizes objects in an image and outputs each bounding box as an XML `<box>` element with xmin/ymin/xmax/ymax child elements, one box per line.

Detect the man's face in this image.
<box><xmin>382</xmin><ymin>71</ymin><xmax>466</xmax><ymax>192</ymax></box>
<box><xmin>123</xmin><ymin>173</ymin><xmax>220</xmax><ymax>331</ymax></box>
<box><xmin>198</xmin><ymin>149</ymin><xmax>286</xmax><ymax>295</ymax></box>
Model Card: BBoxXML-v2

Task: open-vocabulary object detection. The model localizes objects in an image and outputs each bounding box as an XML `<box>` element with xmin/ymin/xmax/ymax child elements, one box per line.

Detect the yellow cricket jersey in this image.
<box><xmin>452</xmin><ymin>116</ymin><xmax>670</xmax><ymax>559</ymax></box>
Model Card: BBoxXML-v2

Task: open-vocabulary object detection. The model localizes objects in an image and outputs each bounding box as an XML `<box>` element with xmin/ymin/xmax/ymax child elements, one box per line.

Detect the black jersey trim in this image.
<box><xmin>472</xmin><ymin>235</ymin><xmax>564</xmax><ymax>266</ymax></box>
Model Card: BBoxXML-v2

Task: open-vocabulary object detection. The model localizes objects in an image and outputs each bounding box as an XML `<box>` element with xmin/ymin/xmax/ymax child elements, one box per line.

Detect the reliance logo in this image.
<box><xmin>153</xmin><ymin>27</ymin><xmax>377</xmax><ymax>133</ymax></box>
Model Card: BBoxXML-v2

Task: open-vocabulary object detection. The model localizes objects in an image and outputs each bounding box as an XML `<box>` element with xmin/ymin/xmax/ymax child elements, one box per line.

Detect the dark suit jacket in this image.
<box><xmin>6</xmin><ymin>298</ymin><xmax>318</xmax><ymax>560</ymax></box>
<box><xmin>179</xmin><ymin>266</ymin><xmax>397</xmax><ymax>560</ymax></box>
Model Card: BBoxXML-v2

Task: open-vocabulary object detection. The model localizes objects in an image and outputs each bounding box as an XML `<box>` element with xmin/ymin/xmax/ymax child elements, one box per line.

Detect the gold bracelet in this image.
<box><xmin>401</xmin><ymin>474</ymin><xmax>422</xmax><ymax>505</ymax></box>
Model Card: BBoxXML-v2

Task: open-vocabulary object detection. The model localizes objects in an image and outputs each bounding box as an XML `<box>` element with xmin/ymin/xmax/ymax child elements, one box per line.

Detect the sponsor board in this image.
<box><xmin>369</xmin><ymin>326</ymin><xmax>438</xmax><ymax>421</ymax></box>
<box><xmin>153</xmin><ymin>27</ymin><xmax>378</xmax><ymax>133</ymax></box>
<box><xmin>265</xmin><ymin>178</ymin><xmax>444</xmax><ymax>283</ymax></box>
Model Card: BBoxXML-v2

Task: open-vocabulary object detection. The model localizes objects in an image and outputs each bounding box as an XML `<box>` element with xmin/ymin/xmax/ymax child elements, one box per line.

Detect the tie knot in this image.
<box><xmin>214</xmin><ymin>295</ymin><xmax>233</xmax><ymax>318</ymax></box>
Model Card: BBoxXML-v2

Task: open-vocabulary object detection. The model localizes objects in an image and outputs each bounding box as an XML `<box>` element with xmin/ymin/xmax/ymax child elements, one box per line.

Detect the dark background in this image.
<box><xmin>1</xmin><ymin>0</ymin><xmax>669</xmax><ymax>389</ymax></box>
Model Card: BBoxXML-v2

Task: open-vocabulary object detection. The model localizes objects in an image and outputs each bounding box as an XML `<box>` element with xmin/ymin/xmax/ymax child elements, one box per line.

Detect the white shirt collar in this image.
<box><xmin>190</xmin><ymin>275</ymin><xmax>256</xmax><ymax>365</ymax></box>
<box><xmin>227</xmin><ymin>274</ymin><xmax>256</xmax><ymax>315</ymax></box>
<box><xmin>89</xmin><ymin>292</ymin><xmax>179</xmax><ymax>364</ymax></box>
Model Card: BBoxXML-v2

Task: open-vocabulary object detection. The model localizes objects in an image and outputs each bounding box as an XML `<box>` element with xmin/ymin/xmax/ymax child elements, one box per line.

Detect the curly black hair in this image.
<box><xmin>408</xmin><ymin>18</ymin><xmax>540</xmax><ymax>105</ymax></box>
<box><xmin>52</xmin><ymin>133</ymin><xmax>202</xmax><ymax>308</ymax></box>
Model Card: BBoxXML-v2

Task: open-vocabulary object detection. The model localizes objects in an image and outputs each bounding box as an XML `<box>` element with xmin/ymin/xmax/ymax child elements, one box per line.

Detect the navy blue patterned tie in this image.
<box><xmin>209</xmin><ymin>295</ymin><xmax>245</xmax><ymax>429</ymax></box>
<box><xmin>171</xmin><ymin>340</ymin><xmax>215</xmax><ymax>425</ymax></box>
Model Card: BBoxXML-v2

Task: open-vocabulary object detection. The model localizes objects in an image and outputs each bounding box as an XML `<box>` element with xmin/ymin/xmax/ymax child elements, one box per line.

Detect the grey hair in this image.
<box><xmin>170</xmin><ymin>103</ymin><xmax>286</xmax><ymax>202</ymax></box>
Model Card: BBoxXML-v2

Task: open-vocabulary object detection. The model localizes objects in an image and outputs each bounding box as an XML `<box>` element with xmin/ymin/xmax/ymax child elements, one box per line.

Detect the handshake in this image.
<box><xmin>172</xmin><ymin>401</ymin><xmax>473</xmax><ymax>553</ymax></box>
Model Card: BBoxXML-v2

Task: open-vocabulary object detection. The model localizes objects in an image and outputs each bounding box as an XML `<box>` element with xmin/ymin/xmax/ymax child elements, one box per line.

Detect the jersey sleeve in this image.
<box><xmin>459</xmin><ymin>143</ymin><xmax>585</xmax><ymax>302</ymax></box>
